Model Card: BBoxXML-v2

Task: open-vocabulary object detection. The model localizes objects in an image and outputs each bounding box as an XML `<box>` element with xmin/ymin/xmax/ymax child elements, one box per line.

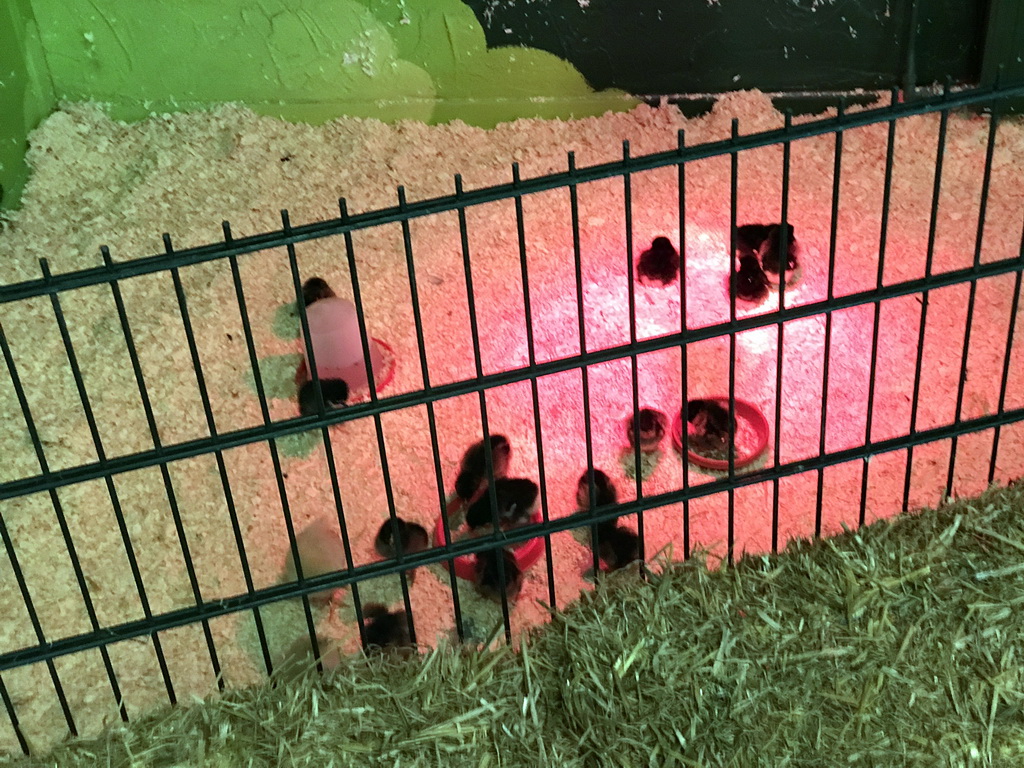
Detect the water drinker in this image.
<box><xmin>296</xmin><ymin>297</ymin><xmax>395</xmax><ymax>394</ymax></box>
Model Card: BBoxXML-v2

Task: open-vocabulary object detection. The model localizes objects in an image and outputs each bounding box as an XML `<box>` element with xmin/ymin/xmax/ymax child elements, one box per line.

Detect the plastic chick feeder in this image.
<box><xmin>434</xmin><ymin>504</ymin><xmax>545</xmax><ymax>582</ymax></box>
<box><xmin>672</xmin><ymin>396</ymin><xmax>770</xmax><ymax>470</ymax></box>
<box><xmin>294</xmin><ymin>296</ymin><xmax>396</xmax><ymax>395</ymax></box>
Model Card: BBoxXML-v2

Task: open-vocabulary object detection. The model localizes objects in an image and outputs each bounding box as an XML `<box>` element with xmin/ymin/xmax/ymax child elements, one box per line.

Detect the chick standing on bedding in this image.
<box><xmin>302</xmin><ymin>277</ymin><xmax>336</xmax><ymax>306</ymax></box>
<box><xmin>373</xmin><ymin>517</ymin><xmax>429</xmax><ymax>584</ymax></box>
<box><xmin>636</xmin><ymin>236</ymin><xmax>680</xmax><ymax>286</ymax></box>
<box><xmin>735</xmin><ymin>224</ymin><xmax>772</xmax><ymax>259</ymax></box>
<box><xmin>465</xmin><ymin>477</ymin><xmax>539</xmax><ymax>531</ymax></box>
<box><xmin>454</xmin><ymin>435</ymin><xmax>512</xmax><ymax>504</ymax></box>
<box><xmin>575</xmin><ymin>470</ymin><xmax>639</xmax><ymax>572</ymax></box>
<box><xmin>298</xmin><ymin>379</ymin><xmax>349</xmax><ymax>417</ymax></box>
<box><xmin>283</xmin><ymin>517</ymin><xmax>350</xmax><ymax>618</ymax></box>
<box><xmin>473</xmin><ymin>548</ymin><xmax>524</xmax><ymax>603</ymax></box>
<box><xmin>374</xmin><ymin>517</ymin><xmax>429</xmax><ymax>559</ymax></box>
<box><xmin>758</xmin><ymin>223</ymin><xmax>799</xmax><ymax>279</ymax></box>
<box><xmin>361</xmin><ymin>603</ymin><xmax>416</xmax><ymax>656</ymax></box>
<box><xmin>595</xmin><ymin>524</ymin><xmax>640</xmax><ymax>572</ymax></box>
<box><xmin>576</xmin><ymin>468</ymin><xmax>618</xmax><ymax>510</ymax></box>
<box><xmin>625</xmin><ymin>408</ymin><xmax>668</xmax><ymax>453</ymax></box>
<box><xmin>731</xmin><ymin>254</ymin><xmax>770</xmax><ymax>303</ymax></box>
<box><xmin>734</xmin><ymin>223</ymin><xmax>798</xmax><ymax>279</ymax></box>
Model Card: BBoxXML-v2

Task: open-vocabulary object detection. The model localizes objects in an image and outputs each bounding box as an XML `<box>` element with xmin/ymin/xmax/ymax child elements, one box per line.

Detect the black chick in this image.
<box><xmin>361</xmin><ymin>603</ymin><xmax>414</xmax><ymax>654</ymax></box>
<box><xmin>465</xmin><ymin>477</ymin><xmax>539</xmax><ymax>531</ymax></box>
<box><xmin>732</xmin><ymin>254</ymin><xmax>769</xmax><ymax>303</ymax></box>
<box><xmin>474</xmin><ymin>548</ymin><xmax>524</xmax><ymax>603</ymax></box>
<box><xmin>758</xmin><ymin>223</ymin><xmax>798</xmax><ymax>277</ymax></box>
<box><xmin>576</xmin><ymin>469</ymin><xmax>618</xmax><ymax>510</ymax></box>
<box><xmin>685</xmin><ymin>399</ymin><xmax>734</xmax><ymax>454</ymax></box>
<box><xmin>734</xmin><ymin>224</ymin><xmax>773</xmax><ymax>259</ymax></box>
<box><xmin>301</xmin><ymin>276</ymin><xmax>337</xmax><ymax>307</ymax></box>
<box><xmin>298</xmin><ymin>378</ymin><xmax>349</xmax><ymax>416</ymax></box>
<box><xmin>374</xmin><ymin>518</ymin><xmax>429</xmax><ymax>559</ymax></box>
<box><xmin>636</xmin><ymin>236</ymin><xmax>680</xmax><ymax>286</ymax></box>
<box><xmin>626</xmin><ymin>408</ymin><xmax>668</xmax><ymax>452</ymax></box>
<box><xmin>594</xmin><ymin>522</ymin><xmax>640</xmax><ymax>572</ymax></box>
<box><xmin>454</xmin><ymin>435</ymin><xmax>512</xmax><ymax>503</ymax></box>
<box><xmin>373</xmin><ymin>517</ymin><xmax>428</xmax><ymax>586</ymax></box>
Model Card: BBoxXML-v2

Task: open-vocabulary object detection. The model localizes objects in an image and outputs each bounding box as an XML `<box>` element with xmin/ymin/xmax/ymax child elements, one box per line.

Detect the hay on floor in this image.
<box><xmin>4</xmin><ymin>481</ymin><xmax>1023</xmax><ymax>767</ymax></box>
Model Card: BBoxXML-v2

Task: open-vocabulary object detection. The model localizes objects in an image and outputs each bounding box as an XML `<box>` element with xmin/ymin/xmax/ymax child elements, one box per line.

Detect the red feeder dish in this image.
<box><xmin>671</xmin><ymin>397</ymin><xmax>770</xmax><ymax>470</ymax></box>
<box><xmin>434</xmin><ymin>500</ymin><xmax>545</xmax><ymax>582</ymax></box>
<box><xmin>295</xmin><ymin>337</ymin><xmax>396</xmax><ymax>397</ymax></box>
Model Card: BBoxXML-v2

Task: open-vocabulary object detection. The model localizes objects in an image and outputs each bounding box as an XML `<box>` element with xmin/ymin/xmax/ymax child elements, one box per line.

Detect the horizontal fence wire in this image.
<box><xmin>1</xmin><ymin>81</ymin><xmax>1022</xmax><ymax>306</ymax></box>
<box><xmin>2</xmin><ymin>253</ymin><xmax>1021</xmax><ymax>503</ymax></box>
<box><xmin>2</xmin><ymin>401</ymin><xmax>1023</xmax><ymax>673</ymax></box>
<box><xmin>1</xmin><ymin>80</ymin><xmax>1024</xmax><ymax>754</ymax></box>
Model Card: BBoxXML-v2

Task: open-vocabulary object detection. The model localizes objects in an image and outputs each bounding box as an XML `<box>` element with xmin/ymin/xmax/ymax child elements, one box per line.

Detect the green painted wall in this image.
<box><xmin>27</xmin><ymin>0</ymin><xmax>634</xmax><ymax>126</ymax></box>
<box><xmin>2</xmin><ymin>0</ymin><xmax>1009</xmax><ymax>212</ymax></box>
<box><xmin>0</xmin><ymin>0</ymin><xmax>55</xmax><ymax>209</ymax></box>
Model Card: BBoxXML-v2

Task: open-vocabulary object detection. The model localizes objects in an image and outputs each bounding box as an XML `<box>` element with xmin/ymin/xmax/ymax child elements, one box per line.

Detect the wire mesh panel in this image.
<box><xmin>1</xmin><ymin>82</ymin><xmax>1023</xmax><ymax>755</ymax></box>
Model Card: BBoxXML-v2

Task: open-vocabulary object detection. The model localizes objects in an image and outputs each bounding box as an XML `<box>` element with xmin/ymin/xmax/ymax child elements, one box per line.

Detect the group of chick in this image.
<box><xmin>635</xmin><ymin>222</ymin><xmax>800</xmax><ymax>303</ymax></box>
<box><xmin>293</xmin><ymin>224</ymin><xmax>799</xmax><ymax>656</ymax></box>
<box><xmin>361</xmin><ymin>429</ymin><xmax>660</xmax><ymax>654</ymax></box>
<box><xmin>362</xmin><ymin>396</ymin><xmax>745</xmax><ymax>655</ymax></box>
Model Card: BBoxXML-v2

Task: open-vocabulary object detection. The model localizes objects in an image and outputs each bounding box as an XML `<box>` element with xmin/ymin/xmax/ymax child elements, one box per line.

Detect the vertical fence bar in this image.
<box><xmin>347</xmin><ymin>194</ymin><xmax>418</xmax><ymax>643</ymax></box>
<box><xmin>512</xmin><ymin>163</ymin><xmax>558</xmax><ymax>608</ymax></box>
<box><xmin>770</xmin><ymin>113</ymin><xmax>793</xmax><ymax>553</ymax></box>
<box><xmin>988</xmin><ymin>215</ymin><xmax>1024</xmax><ymax>483</ymax></box>
<box><xmin>107</xmin><ymin>243</ymin><xmax>262</xmax><ymax>682</ymax></box>
<box><xmin>902</xmin><ymin>90</ymin><xmax>950</xmax><ymax>512</ymax></box>
<box><xmin>340</xmin><ymin>199</ymin><xmax>452</xmax><ymax>641</ymax></box>
<box><xmin>453</xmin><ymin>176</ymin><xmax>513</xmax><ymax>640</ymax></box>
<box><xmin>477</xmin><ymin>398</ymin><xmax>513</xmax><ymax>641</ymax></box>
<box><xmin>0</xmin><ymin>317</ymin><xmax>126</xmax><ymax>729</ymax></box>
<box><xmin>171</xmin><ymin>226</ymin><xmax>272</xmax><ymax>674</ymax></box>
<box><xmin>337</xmin><ymin>199</ymin><xmax>402</xmax><ymax>642</ymax></box>
<box><xmin>224</xmin><ymin>241</ymin><xmax>322</xmax><ymax>670</ymax></box>
<box><xmin>283</xmin><ymin>216</ymin><xmax>374</xmax><ymax>638</ymax></box>
<box><xmin>814</xmin><ymin>100</ymin><xmax>844</xmax><ymax>538</ymax></box>
<box><xmin>727</xmin><ymin>119</ymin><xmax>740</xmax><ymax>564</ymax></box>
<box><xmin>0</xmin><ymin>352</ymin><xmax>79</xmax><ymax>733</ymax></box>
<box><xmin>340</xmin><ymin>198</ymin><xmax>449</xmax><ymax>640</ymax></box>
<box><xmin>565</xmin><ymin>152</ymin><xmax>601</xmax><ymax>577</ymax></box>
<box><xmin>279</xmin><ymin>221</ymin><xmax>372</xmax><ymax>652</ymax></box>
<box><xmin>901</xmin><ymin>0</ymin><xmax>921</xmax><ymax>102</ymax></box>
<box><xmin>945</xmin><ymin>106</ymin><xmax>1000</xmax><ymax>498</ymax></box>
<box><xmin>677</xmin><ymin>129</ymin><xmax>691</xmax><ymax>559</ymax></box>
<box><xmin>858</xmin><ymin>88</ymin><xmax>900</xmax><ymax>528</ymax></box>
<box><xmin>41</xmin><ymin>257</ymin><xmax>183</xmax><ymax>711</ymax></box>
<box><xmin>159</xmin><ymin>237</ymin><xmax>234</xmax><ymax>686</ymax></box>
<box><xmin>422</xmin><ymin>405</ymin><xmax>465</xmax><ymax>642</ymax></box>
<box><xmin>0</xmin><ymin>674</ymin><xmax>29</xmax><ymax>754</ymax></box>
<box><xmin>623</xmin><ymin>141</ymin><xmax>647</xmax><ymax>562</ymax></box>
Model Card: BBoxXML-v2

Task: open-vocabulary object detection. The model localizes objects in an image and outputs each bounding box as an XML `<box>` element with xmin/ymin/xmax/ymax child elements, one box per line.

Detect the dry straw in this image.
<box><xmin>5</xmin><ymin>481</ymin><xmax>1024</xmax><ymax>767</ymax></box>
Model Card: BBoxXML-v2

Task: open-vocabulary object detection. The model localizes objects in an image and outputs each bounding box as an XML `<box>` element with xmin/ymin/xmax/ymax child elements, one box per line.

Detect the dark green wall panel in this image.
<box><xmin>461</xmin><ymin>0</ymin><xmax>986</xmax><ymax>95</ymax></box>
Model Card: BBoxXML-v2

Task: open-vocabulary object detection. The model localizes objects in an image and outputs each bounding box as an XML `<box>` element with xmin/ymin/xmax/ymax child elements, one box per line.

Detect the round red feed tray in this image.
<box><xmin>435</xmin><ymin>500</ymin><xmax>545</xmax><ymax>581</ymax></box>
<box><xmin>672</xmin><ymin>397</ymin><xmax>770</xmax><ymax>470</ymax></box>
<box><xmin>295</xmin><ymin>338</ymin><xmax>396</xmax><ymax>397</ymax></box>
